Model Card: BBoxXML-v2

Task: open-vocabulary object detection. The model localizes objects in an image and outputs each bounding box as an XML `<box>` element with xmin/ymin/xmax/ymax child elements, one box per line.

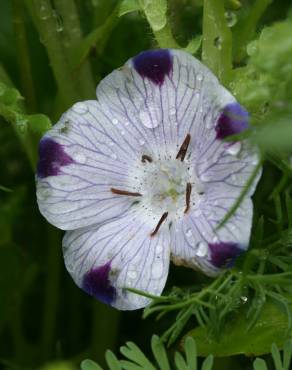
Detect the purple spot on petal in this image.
<box><xmin>133</xmin><ymin>49</ymin><xmax>173</xmax><ymax>86</ymax></box>
<box><xmin>82</xmin><ymin>262</ymin><xmax>116</xmax><ymax>305</ymax></box>
<box><xmin>209</xmin><ymin>242</ymin><xmax>243</xmax><ymax>268</ymax></box>
<box><xmin>37</xmin><ymin>137</ymin><xmax>74</xmax><ymax>178</ymax></box>
<box><xmin>215</xmin><ymin>103</ymin><xmax>249</xmax><ymax>139</ymax></box>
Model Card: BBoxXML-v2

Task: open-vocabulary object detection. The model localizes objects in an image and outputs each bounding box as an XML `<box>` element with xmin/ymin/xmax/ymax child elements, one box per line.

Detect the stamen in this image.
<box><xmin>150</xmin><ymin>212</ymin><xmax>168</xmax><ymax>237</ymax></box>
<box><xmin>176</xmin><ymin>134</ymin><xmax>191</xmax><ymax>161</ymax></box>
<box><xmin>184</xmin><ymin>182</ymin><xmax>192</xmax><ymax>213</ymax></box>
<box><xmin>111</xmin><ymin>188</ymin><xmax>142</xmax><ymax>197</ymax></box>
<box><xmin>142</xmin><ymin>155</ymin><xmax>153</xmax><ymax>163</ymax></box>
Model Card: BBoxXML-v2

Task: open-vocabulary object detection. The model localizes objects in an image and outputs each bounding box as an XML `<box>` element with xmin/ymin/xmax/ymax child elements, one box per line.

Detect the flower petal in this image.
<box><xmin>63</xmin><ymin>209</ymin><xmax>170</xmax><ymax>310</ymax></box>
<box><xmin>170</xmin><ymin>196</ymin><xmax>253</xmax><ymax>276</ymax></box>
<box><xmin>36</xmin><ymin>100</ymin><xmax>144</xmax><ymax>230</ymax></box>
<box><xmin>96</xmin><ymin>49</ymin><xmax>235</xmax><ymax>160</ymax></box>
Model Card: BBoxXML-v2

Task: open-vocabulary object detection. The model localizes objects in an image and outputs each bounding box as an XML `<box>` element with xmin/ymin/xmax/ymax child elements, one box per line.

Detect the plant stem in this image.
<box><xmin>90</xmin><ymin>302</ymin><xmax>120</xmax><ymax>367</ymax></box>
<box><xmin>202</xmin><ymin>0</ymin><xmax>232</xmax><ymax>85</ymax></box>
<box><xmin>153</xmin><ymin>23</ymin><xmax>180</xmax><ymax>49</ymax></box>
<box><xmin>40</xmin><ymin>225</ymin><xmax>62</xmax><ymax>361</ymax></box>
<box><xmin>30</xmin><ymin>0</ymin><xmax>79</xmax><ymax>108</ymax></box>
<box><xmin>54</xmin><ymin>0</ymin><xmax>96</xmax><ymax>99</ymax></box>
<box><xmin>233</xmin><ymin>0</ymin><xmax>273</xmax><ymax>63</ymax></box>
<box><xmin>12</xmin><ymin>0</ymin><xmax>37</xmax><ymax>112</ymax></box>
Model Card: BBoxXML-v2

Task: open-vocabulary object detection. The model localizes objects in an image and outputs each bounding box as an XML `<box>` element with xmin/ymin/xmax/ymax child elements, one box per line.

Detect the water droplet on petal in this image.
<box><xmin>72</xmin><ymin>102</ymin><xmax>88</xmax><ymax>114</ymax></box>
<box><xmin>196</xmin><ymin>73</ymin><xmax>203</xmax><ymax>81</ymax></box>
<box><xmin>226</xmin><ymin>142</ymin><xmax>241</xmax><ymax>156</ymax></box>
<box><xmin>128</xmin><ymin>269</ymin><xmax>138</xmax><ymax>279</ymax></box>
<box><xmin>73</xmin><ymin>151</ymin><xmax>86</xmax><ymax>163</ymax></box>
<box><xmin>152</xmin><ymin>261</ymin><xmax>163</xmax><ymax>278</ymax></box>
<box><xmin>170</xmin><ymin>108</ymin><xmax>176</xmax><ymax>115</ymax></box>
<box><xmin>186</xmin><ymin>229</ymin><xmax>192</xmax><ymax>237</ymax></box>
<box><xmin>124</xmin><ymin>121</ymin><xmax>130</xmax><ymax>126</ymax></box>
<box><xmin>111</xmin><ymin>153</ymin><xmax>117</xmax><ymax>160</ymax></box>
<box><xmin>120</xmin><ymin>130</ymin><xmax>125</xmax><ymax>136</ymax></box>
<box><xmin>196</xmin><ymin>242</ymin><xmax>208</xmax><ymax>257</ymax></box>
<box><xmin>112</xmin><ymin>118</ymin><xmax>118</xmax><ymax>125</ymax></box>
<box><xmin>156</xmin><ymin>244</ymin><xmax>163</xmax><ymax>253</ymax></box>
<box><xmin>139</xmin><ymin>139</ymin><xmax>145</xmax><ymax>146</ymax></box>
<box><xmin>139</xmin><ymin>108</ymin><xmax>159</xmax><ymax>129</ymax></box>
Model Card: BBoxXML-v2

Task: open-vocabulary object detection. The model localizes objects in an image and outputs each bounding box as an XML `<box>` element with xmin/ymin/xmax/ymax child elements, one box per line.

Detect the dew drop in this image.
<box><xmin>214</xmin><ymin>36</ymin><xmax>223</xmax><ymax>50</ymax></box>
<box><xmin>240</xmin><ymin>296</ymin><xmax>248</xmax><ymax>304</ymax></box>
<box><xmin>186</xmin><ymin>229</ymin><xmax>192</xmax><ymax>238</ymax></box>
<box><xmin>124</xmin><ymin>121</ymin><xmax>130</xmax><ymax>126</ymax></box>
<box><xmin>112</xmin><ymin>118</ymin><xmax>118</xmax><ymax>125</ymax></box>
<box><xmin>156</xmin><ymin>244</ymin><xmax>163</xmax><ymax>253</ymax></box>
<box><xmin>73</xmin><ymin>151</ymin><xmax>86</xmax><ymax>164</ymax></box>
<box><xmin>152</xmin><ymin>261</ymin><xmax>163</xmax><ymax>278</ymax></box>
<box><xmin>52</xmin><ymin>10</ymin><xmax>63</xmax><ymax>32</ymax></box>
<box><xmin>128</xmin><ymin>270</ymin><xmax>138</xmax><ymax>279</ymax></box>
<box><xmin>139</xmin><ymin>139</ymin><xmax>145</xmax><ymax>146</ymax></box>
<box><xmin>39</xmin><ymin>1</ymin><xmax>50</xmax><ymax>20</ymax></box>
<box><xmin>170</xmin><ymin>107</ymin><xmax>176</xmax><ymax>116</ymax></box>
<box><xmin>120</xmin><ymin>130</ymin><xmax>125</xmax><ymax>136</ymax></box>
<box><xmin>72</xmin><ymin>102</ymin><xmax>88</xmax><ymax>114</ymax></box>
<box><xmin>226</xmin><ymin>142</ymin><xmax>241</xmax><ymax>156</ymax></box>
<box><xmin>225</xmin><ymin>10</ymin><xmax>237</xmax><ymax>27</ymax></box>
<box><xmin>196</xmin><ymin>242</ymin><xmax>208</xmax><ymax>257</ymax></box>
<box><xmin>196</xmin><ymin>73</ymin><xmax>203</xmax><ymax>81</ymax></box>
<box><xmin>139</xmin><ymin>109</ymin><xmax>159</xmax><ymax>129</ymax></box>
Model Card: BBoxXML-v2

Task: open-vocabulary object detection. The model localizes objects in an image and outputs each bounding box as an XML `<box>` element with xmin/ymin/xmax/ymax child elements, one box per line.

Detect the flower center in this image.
<box><xmin>111</xmin><ymin>134</ymin><xmax>205</xmax><ymax>236</ymax></box>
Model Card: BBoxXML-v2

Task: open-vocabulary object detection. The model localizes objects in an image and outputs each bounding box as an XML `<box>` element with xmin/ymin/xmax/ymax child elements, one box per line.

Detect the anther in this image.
<box><xmin>150</xmin><ymin>212</ymin><xmax>168</xmax><ymax>237</ymax></box>
<box><xmin>142</xmin><ymin>155</ymin><xmax>153</xmax><ymax>163</ymax></box>
<box><xmin>111</xmin><ymin>188</ymin><xmax>142</xmax><ymax>197</ymax></box>
<box><xmin>176</xmin><ymin>134</ymin><xmax>191</xmax><ymax>161</ymax></box>
<box><xmin>184</xmin><ymin>182</ymin><xmax>192</xmax><ymax>213</ymax></box>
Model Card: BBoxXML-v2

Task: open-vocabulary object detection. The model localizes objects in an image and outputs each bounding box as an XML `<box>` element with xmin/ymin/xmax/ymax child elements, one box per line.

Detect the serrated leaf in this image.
<box><xmin>185</xmin><ymin>301</ymin><xmax>291</xmax><ymax>357</ymax></box>
<box><xmin>119</xmin><ymin>0</ymin><xmax>141</xmax><ymax>16</ymax></box>
<box><xmin>81</xmin><ymin>359</ymin><xmax>103</xmax><ymax>370</ymax></box>
<box><xmin>120</xmin><ymin>342</ymin><xmax>155</xmax><ymax>370</ymax></box>
<box><xmin>151</xmin><ymin>335</ymin><xmax>170</xmax><ymax>370</ymax></box>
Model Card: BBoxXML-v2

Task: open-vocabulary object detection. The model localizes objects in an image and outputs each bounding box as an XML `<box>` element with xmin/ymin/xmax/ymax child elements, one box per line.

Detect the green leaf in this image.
<box><xmin>81</xmin><ymin>359</ymin><xmax>103</xmax><ymax>370</ymax></box>
<box><xmin>253</xmin><ymin>358</ymin><xmax>268</xmax><ymax>370</ymax></box>
<box><xmin>184</xmin><ymin>337</ymin><xmax>197</xmax><ymax>370</ymax></box>
<box><xmin>0</xmin><ymin>185</ymin><xmax>12</xmax><ymax>192</ymax></box>
<box><xmin>119</xmin><ymin>0</ymin><xmax>141</xmax><ymax>16</ymax></box>
<box><xmin>27</xmin><ymin>113</ymin><xmax>52</xmax><ymax>135</ymax></box>
<box><xmin>186</xmin><ymin>301</ymin><xmax>291</xmax><ymax>357</ymax></box>
<box><xmin>174</xmin><ymin>352</ymin><xmax>188</xmax><ymax>370</ymax></box>
<box><xmin>141</xmin><ymin>0</ymin><xmax>167</xmax><ymax>32</ymax></box>
<box><xmin>105</xmin><ymin>350</ymin><xmax>122</xmax><ymax>370</ymax></box>
<box><xmin>201</xmin><ymin>356</ymin><xmax>214</xmax><ymax>370</ymax></box>
<box><xmin>151</xmin><ymin>335</ymin><xmax>170</xmax><ymax>370</ymax></box>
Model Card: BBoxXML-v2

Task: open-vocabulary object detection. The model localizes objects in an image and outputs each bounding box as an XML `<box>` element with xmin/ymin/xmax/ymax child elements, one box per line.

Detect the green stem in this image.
<box><xmin>153</xmin><ymin>23</ymin><xmax>180</xmax><ymax>49</ymax></box>
<box><xmin>12</xmin><ymin>0</ymin><xmax>37</xmax><ymax>112</ymax></box>
<box><xmin>90</xmin><ymin>302</ymin><xmax>120</xmax><ymax>367</ymax></box>
<box><xmin>30</xmin><ymin>0</ymin><xmax>79</xmax><ymax>108</ymax></box>
<box><xmin>233</xmin><ymin>0</ymin><xmax>273</xmax><ymax>63</ymax></box>
<box><xmin>202</xmin><ymin>0</ymin><xmax>232</xmax><ymax>85</ymax></box>
<box><xmin>40</xmin><ymin>225</ymin><xmax>62</xmax><ymax>361</ymax></box>
<box><xmin>54</xmin><ymin>0</ymin><xmax>96</xmax><ymax>99</ymax></box>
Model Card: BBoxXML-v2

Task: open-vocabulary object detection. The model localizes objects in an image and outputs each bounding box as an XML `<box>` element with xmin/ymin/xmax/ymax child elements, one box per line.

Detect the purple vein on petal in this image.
<box><xmin>37</xmin><ymin>137</ymin><xmax>74</xmax><ymax>178</ymax></box>
<box><xmin>132</xmin><ymin>49</ymin><xmax>173</xmax><ymax>86</ymax></box>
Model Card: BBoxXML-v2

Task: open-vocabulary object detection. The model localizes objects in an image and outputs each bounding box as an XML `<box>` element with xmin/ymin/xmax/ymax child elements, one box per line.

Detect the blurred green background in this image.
<box><xmin>1</xmin><ymin>1</ymin><xmax>292</xmax><ymax>369</ymax></box>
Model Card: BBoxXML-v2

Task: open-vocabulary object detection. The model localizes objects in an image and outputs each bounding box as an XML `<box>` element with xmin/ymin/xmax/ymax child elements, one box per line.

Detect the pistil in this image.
<box><xmin>150</xmin><ymin>212</ymin><xmax>168</xmax><ymax>237</ymax></box>
<box><xmin>184</xmin><ymin>182</ymin><xmax>192</xmax><ymax>213</ymax></box>
<box><xmin>176</xmin><ymin>134</ymin><xmax>191</xmax><ymax>161</ymax></box>
<box><xmin>111</xmin><ymin>188</ymin><xmax>142</xmax><ymax>197</ymax></box>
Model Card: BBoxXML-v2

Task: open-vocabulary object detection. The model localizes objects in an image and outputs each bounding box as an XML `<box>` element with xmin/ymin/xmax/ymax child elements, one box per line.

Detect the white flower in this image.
<box><xmin>36</xmin><ymin>49</ymin><xmax>260</xmax><ymax>310</ymax></box>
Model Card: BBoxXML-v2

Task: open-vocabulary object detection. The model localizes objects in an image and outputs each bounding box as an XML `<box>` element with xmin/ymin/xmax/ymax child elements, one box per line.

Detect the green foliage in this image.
<box><xmin>81</xmin><ymin>336</ymin><xmax>292</xmax><ymax>370</ymax></box>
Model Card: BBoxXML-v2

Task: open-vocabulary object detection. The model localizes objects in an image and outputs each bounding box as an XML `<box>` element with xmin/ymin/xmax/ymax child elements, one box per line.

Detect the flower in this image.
<box><xmin>36</xmin><ymin>49</ymin><xmax>260</xmax><ymax>310</ymax></box>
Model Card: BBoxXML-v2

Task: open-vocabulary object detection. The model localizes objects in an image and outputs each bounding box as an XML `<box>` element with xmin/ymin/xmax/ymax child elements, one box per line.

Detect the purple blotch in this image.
<box><xmin>133</xmin><ymin>49</ymin><xmax>173</xmax><ymax>86</ymax></box>
<box><xmin>37</xmin><ymin>137</ymin><xmax>74</xmax><ymax>178</ymax></box>
<box><xmin>215</xmin><ymin>103</ymin><xmax>249</xmax><ymax>140</ymax></box>
<box><xmin>82</xmin><ymin>262</ymin><xmax>116</xmax><ymax>305</ymax></box>
<box><xmin>209</xmin><ymin>242</ymin><xmax>243</xmax><ymax>268</ymax></box>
